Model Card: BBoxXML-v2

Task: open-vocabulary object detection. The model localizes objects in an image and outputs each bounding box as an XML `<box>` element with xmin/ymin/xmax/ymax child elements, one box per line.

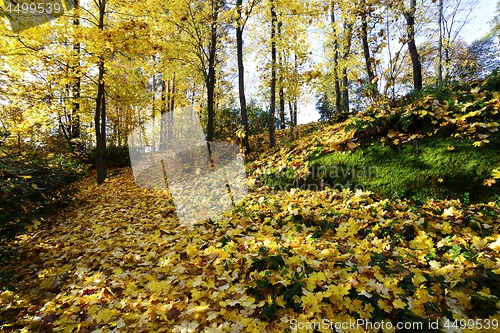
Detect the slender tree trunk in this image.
<box><xmin>361</xmin><ymin>8</ymin><xmax>378</xmax><ymax>95</ymax></box>
<box><xmin>331</xmin><ymin>2</ymin><xmax>342</xmax><ymax>114</ymax></box>
<box><xmin>236</xmin><ymin>0</ymin><xmax>250</xmax><ymax>153</ymax></box>
<box><xmin>341</xmin><ymin>24</ymin><xmax>353</xmax><ymax>113</ymax></box>
<box><xmin>293</xmin><ymin>101</ymin><xmax>297</xmax><ymax>126</ymax></box>
<box><xmin>151</xmin><ymin>73</ymin><xmax>156</xmax><ymax>153</ymax></box>
<box><xmin>70</xmin><ymin>0</ymin><xmax>81</xmax><ymax>150</ymax></box>
<box><xmin>277</xmin><ymin>22</ymin><xmax>285</xmax><ymax>130</ymax></box>
<box><xmin>404</xmin><ymin>0</ymin><xmax>423</xmax><ymax>90</ymax></box>
<box><xmin>94</xmin><ymin>0</ymin><xmax>107</xmax><ymax>184</ymax></box>
<box><xmin>342</xmin><ymin>68</ymin><xmax>349</xmax><ymax>113</ymax></box>
<box><xmin>437</xmin><ymin>0</ymin><xmax>443</xmax><ymax>87</ymax></box>
<box><xmin>168</xmin><ymin>75</ymin><xmax>175</xmax><ymax>144</ymax></box>
<box><xmin>288</xmin><ymin>100</ymin><xmax>293</xmax><ymax>126</ymax></box>
<box><xmin>269</xmin><ymin>0</ymin><xmax>277</xmax><ymax>147</ymax></box>
<box><xmin>206</xmin><ymin>0</ymin><xmax>220</xmax><ymax>142</ymax></box>
<box><xmin>160</xmin><ymin>79</ymin><xmax>167</xmax><ymax>151</ymax></box>
<box><xmin>279</xmin><ymin>86</ymin><xmax>285</xmax><ymax>129</ymax></box>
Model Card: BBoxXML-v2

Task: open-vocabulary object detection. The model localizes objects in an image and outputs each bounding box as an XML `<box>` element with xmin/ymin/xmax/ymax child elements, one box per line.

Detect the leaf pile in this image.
<box><xmin>1</xmin><ymin>168</ymin><xmax>500</xmax><ymax>332</ymax></box>
<box><xmin>246</xmin><ymin>82</ymin><xmax>500</xmax><ymax>191</ymax></box>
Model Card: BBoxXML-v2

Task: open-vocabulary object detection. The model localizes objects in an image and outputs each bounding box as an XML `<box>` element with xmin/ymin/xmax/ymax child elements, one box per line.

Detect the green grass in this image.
<box><xmin>309</xmin><ymin>132</ymin><xmax>500</xmax><ymax>203</ymax></box>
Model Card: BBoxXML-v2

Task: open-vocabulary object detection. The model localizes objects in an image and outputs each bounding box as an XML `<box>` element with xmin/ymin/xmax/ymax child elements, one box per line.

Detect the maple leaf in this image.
<box><xmin>393</xmin><ymin>299</ymin><xmax>406</xmax><ymax>309</ymax></box>
<box><xmin>95</xmin><ymin>308</ymin><xmax>116</xmax><ymax>324</ymax></box>
<box><xmin>483</xmin><ymin>178</ymin><xmax>496</xmax><ymax>186</ymax></box>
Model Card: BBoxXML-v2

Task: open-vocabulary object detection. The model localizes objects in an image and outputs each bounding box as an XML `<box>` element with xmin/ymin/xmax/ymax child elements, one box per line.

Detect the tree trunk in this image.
<box><xmin>437</xmin><ymin>0</ymin><xmax>443</xmax><ymax>87</ymax></box>
<box><xmin>331</xmin><ymin>2</ymin><xmax>342</xmax><ymax>114</ymax></box>
<box><xmin>94</xmin><ymin>0</ymin><xmax>106</xmax><ymax>184</ymax></box>
<box><xmin>404</xmin><ymin>0</ymin><xmax>423</xmax><ymax>90</ymax></box>
<box><xmin>269</xmin><ymin>0</ymin><xmax>277</xmax><ymax>147</ymax></box>
<box><xmin>160</xmin><ymin>79</ymin><xmax>167</xmax><ymax>151</ymax></box>
<box><xmin>293</xmin><ymin>101</ymin><xmax>297</xmax><ymax>126</ymax></box>
<box><xmin>70</xmin><ymin>0</ymin><xmax>81</xmax><ymax>150</ymax></box>
<box><xmin>341</xmin><ymin>24</ymin><xmax>353</xmax><ymax>113</ymax></box>
<box><xmin>361</xmin><ymin>8</ymin><xmax>378</xmax><ymax>96</ymax></box>
<box><xmin>168</xmin><ymin>75</ymin><xmax>175</xmax><ymax>144</ymax></box>
<box><xmin>288</xmin><ymin>100</ymin><xmax>293</xmax><ymax>127</ymax></box>
<box><xmin>206</xmin><ymin>0</ymin><xmax>220</xmax><ymax>142</ymax></box>
<box><xmin>277</xmin><ymin>22</ymin><xmax>285</xmax><ymax>130</ymax></box>
<box><xmin>236</xmin><ymin>0</ymin><xmax>250</xmax><ymax>153</ymax></box>
<box><xmin>342</xmin><ymin>68</ymin><xmax>349</xmax><ymax>113</ymax></box>
<box><xmin>279</xmin><ymin>86</ymin><xmax>285</xmax><ymax>129</ymax></box>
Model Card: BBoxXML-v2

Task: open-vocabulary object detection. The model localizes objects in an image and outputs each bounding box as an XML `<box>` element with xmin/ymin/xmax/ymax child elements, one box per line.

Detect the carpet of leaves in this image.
<box><xmin>246</xmin><ymin>87</ymin><xmax>500</xmax><ymax>187</ymax></box>
<box><xmin>1</xmin><ymin>167</ymin><xmax>500</xmax><ymax>332</ymax></box>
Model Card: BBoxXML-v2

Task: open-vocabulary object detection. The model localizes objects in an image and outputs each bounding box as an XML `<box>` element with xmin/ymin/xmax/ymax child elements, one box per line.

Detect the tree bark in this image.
<box><xmin>168</xmin><ymin>75</ymin><xmax>175</xmax><ymax>144</ymax></box>
<box><xmin>236</xmin><ymin>0</ymin><xmax>250</xmax><ymax>153</ymax></box>
<box><xmin>404</xmin><ymin>0</ymin><xmax>423</xmax><ymax>90</ymax></box>
<box><xmin>331</xmin><ymin>2</ymin><xmax>342</xmax><ymax>114</ymax></box>
<box><xmin>206</xmin><ymin>0</ymin><xmax>220</xmax><ymax>142</ymax></box>
<box><xmin>361</xmin><ymin>7</ymin><xmax>378</xmax><ymax>96</ymax></box>
<box><xmin>160</xmin><ymin>79</ymin><xmax>167</xmax><ymax>151</ymax></box>
<box><xmin>70</xmin><ymin>0</ymin><xmax>81</xmax><ymax>150</ymax></box>
<box><xmin>269</xmin><ymin>0</ymin><xmax>277</xmax><ymax>147</ymax></box>
<box><xmin>341</xmin><ymin>24</ymin><xmax>353</xmax><ymax>113</ymax></box>
<box><xmin>94</xmin><ymin>0</ymin><xmax>107</xmax><ymax>184</ymax></box>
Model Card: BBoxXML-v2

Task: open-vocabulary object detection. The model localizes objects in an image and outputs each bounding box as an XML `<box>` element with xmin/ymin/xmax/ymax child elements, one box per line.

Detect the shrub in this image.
<box><xmin>0</xmin><ymin>151</ymin><xmax>86</xmax><ymax>288</ymax></box>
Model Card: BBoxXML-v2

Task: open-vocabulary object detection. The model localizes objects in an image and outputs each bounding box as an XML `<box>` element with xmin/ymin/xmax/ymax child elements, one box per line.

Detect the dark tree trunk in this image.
<box><xmin>168</xmin><ymin>75</ymin><xmax>175</xmax><ymax>144</ymax></box>
<box><xmin>206</xmin><ymin>0</ymin><xmax>220</xmax><ymax>143</ymax></box>
<box><xmin>288</xmin><ymin>100</ymin><xmax>293</xmax><ymax>127</ymax></box>
<box><xmin>94</xmin><ymin>0</ymin><xmax>106</xmax><ymax>184</ymax></box>
<box><xmin>361</xmin><ymin>8</ymin><xmax>378</xmax><ymax>95</ymax></box>
<box><xmin>293</xmin><ymin>101</ymin><xmax>297</xmax><ymax>126</ymax></box>
<box><xmin>279</xmin><ymin>86</ymin><xmax>285</xmax><ymax>129</ymax></box>
<box><xmin>160</xmin><ymin>79</ymin><xmax>167</xmax><ymax>151</ymax></box>
<box><xmin>236</xmin><ymin>0</ymin><xmax>250</xmax><ymax>153</ymax></box>
<box><xmin>277</xmin><ymin>22</ymin><xmax>285</xmax><ymax>130</ymax></box>
<box><xmin>331</xmin><ymin>2</ymin><xmax>342</xmax><ymax>114</ymax></box>
<box><xmin>404</xmin><ymin>0</ymin><xmax>423</xmax><ymax>90</ymax></box>
<box><xmin>269</xmin><ymin>0</ymin><xmax>277</xmax><ymax>147</ymax></box>
<box><xmin>341</xmin><ymin>24</ymin><xmax>353</xmax><ymax>114</ymax></box>
<box><xmin>70</xmin><ymin>0</ymin><xmax>80</xmax><ymax>150</ymax></box>
<box><xmin>342</xmin><ymin>68</ymin><xmax>349</xmax><ymax>113</ymax></box>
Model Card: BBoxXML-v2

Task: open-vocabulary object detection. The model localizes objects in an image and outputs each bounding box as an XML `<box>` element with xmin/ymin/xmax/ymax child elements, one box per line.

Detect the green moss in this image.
<box><xmin>309</xmin><ymin>133</ymin><xmax>500</xmax><ymax>203</ymax></box>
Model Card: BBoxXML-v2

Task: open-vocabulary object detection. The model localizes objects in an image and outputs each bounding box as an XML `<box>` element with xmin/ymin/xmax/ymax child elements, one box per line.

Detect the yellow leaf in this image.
<box><xmin>95</xmin><ymin>308</ymin><xmax>115</xmax><ymax>324</ymax></box>
<box><xmin>447</xmin><ymin>146</ymin><xmax>455</xmax><ymax>151</ymax></box>
<box><xmin>483</xmin><ymin>178</ymin><xmax>496</xmax><ymax>186</ymax></box>
<box><xmin>412</xmin><ymin>273</ymin><xmax>427</xmax><ymax>286</ymax></box>
<box><xmin>305</xmin><ymin>271</ymin><xmax>326</xmax><ymax>291</ymax></box>
<box><xmin>492</xmin><ymin>169</ymin><xmax>500</xmax><ymax>179</ymax></box>
<box><xmin>26</xmin><ymin>220</ymin><xmax>41</xmax><ymax>231</ymax></box>
<box><xmin>275</xmin><ymin>295</ymin><xmax>286</xmax><ymax>307</ymax></box>
<box><xmin>186</xmin><ymin>245</ymin><xmax>198</xmax><ymax>257</ymax></box>
<box><xmin>472</xmin><ymin>236</ymin><xmax>488</xmax><ymax>250</ymax></box>
<box><xmin>437</xmin><ymin>178</ymin><xmax>443</xmax><ymax>183</ymax></box>
<box><xmin>393</xmin><ymin>299</ymin><xmax>406</xmax><ymax>309</ymax></box>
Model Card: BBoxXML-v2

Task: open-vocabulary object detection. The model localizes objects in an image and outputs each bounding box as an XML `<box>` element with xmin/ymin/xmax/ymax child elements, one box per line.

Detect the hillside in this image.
<box><xmin>1</xmin><ymin>77</ymin><xmax>500</xmax><ymax>332</ymax></box>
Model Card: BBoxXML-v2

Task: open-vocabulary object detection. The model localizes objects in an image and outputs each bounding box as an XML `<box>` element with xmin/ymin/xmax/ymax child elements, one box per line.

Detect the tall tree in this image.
<box><xmin>403</xmin><ymin>0</ymin><xmax>423</xmax><ymax>90</ymax></box>
<box><xmin>269</xmin><ymin>0</ymin><xmax>277</xmax><ymax>147</ymax></box>
<box><xmin>234</xmin><ymin>0</ymin><xmax>260</xmax><ymax>153</ymax></box>
<box><xmin>94</xmin><ymin>0</ymin><xmax>107</xmax><ymax>184</ymax></box>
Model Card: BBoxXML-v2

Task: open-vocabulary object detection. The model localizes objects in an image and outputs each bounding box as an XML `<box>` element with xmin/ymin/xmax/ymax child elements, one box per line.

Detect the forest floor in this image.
<box><xmin>2</xmin><ymin>81</ymin><xmax>500</xmax><ymax>332</ymax></box>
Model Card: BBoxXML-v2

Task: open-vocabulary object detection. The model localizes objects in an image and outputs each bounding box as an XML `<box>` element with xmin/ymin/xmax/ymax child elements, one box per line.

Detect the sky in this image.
<box><xmin>294</xmin><ymin>0</ymin><xmax>499</xmax><ymax>125</ymax></box>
